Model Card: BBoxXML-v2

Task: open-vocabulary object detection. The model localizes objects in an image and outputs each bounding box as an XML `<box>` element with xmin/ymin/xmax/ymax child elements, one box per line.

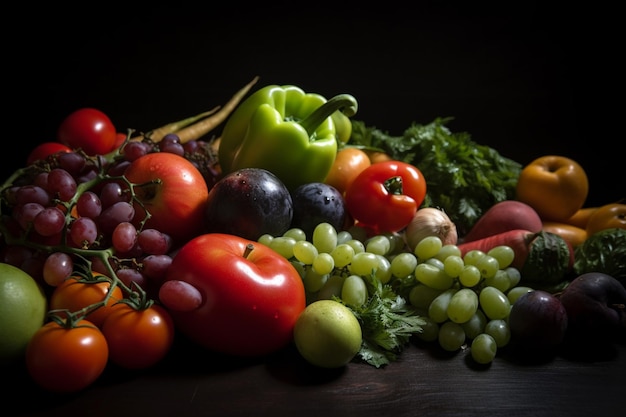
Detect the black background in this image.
<box><xmin>4</xmin><ymin>2</ymin><xmax>623</xmax><ymax>207</ymax></box>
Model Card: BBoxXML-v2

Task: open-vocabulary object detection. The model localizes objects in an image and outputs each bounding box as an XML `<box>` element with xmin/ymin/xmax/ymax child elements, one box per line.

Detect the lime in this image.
<box><xmin>0</xmin><ymin>263</ymin><xmax>48</xmax><ymax>366</ymax></box>
<box><xmin>293</xmin><ymin>299</ymin><xmax>362</xmax><ymax>368</ymax></box>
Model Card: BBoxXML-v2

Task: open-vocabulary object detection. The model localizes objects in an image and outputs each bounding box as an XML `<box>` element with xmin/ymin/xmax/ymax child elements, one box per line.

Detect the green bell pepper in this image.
<box><xmin>218</xmin><ymin>84</ymin><xmax>358</xmax><ymax>190</ymax></box>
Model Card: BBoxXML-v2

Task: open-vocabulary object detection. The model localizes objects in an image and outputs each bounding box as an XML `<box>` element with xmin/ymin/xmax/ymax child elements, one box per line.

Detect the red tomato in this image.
<box><xmin>26</xmin><ymin>142</ymin><xmax>72</xmax><ymax>165</ymax></box>
<box><xmin>160</xmin><ymin>233</ymin><xmax>306</xmax><ymax>357</ymax></box>
<box><xmin>49</xmin><ymin>273</ymin><xmax>124</xmax><ymax>328</ymax></box>
<box><xmin>344</xmin><ymin>160</ymin><xmax>427</xmax><ymax>233</ymax></box>
<box><xmin>25</xmin><ymin>319</ymin><xmax>108</xmax><ymax>393</ymax></box>
<box><xmin>101</xmin><ymin>302</ymin><xmax>175</xmax><ymax>370</ymax></box>
<box><xmin>57</xmin><ymin>108</ymin><xmax>117</xmax><ymax>155</ymax></box>
<box><xmin>123</xmin><ymin>152</ymin><xmax>209</xmax><ymax>246</ymax></box>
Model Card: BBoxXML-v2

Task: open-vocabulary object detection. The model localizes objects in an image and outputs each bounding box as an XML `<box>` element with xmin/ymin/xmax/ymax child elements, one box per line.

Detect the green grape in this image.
<box><xmin>443</xmin><ymin>255</ymin><xmax>464</xmax><ymax>278</ymax></box>
<box><xmin>258</xmin><ymin>234</ymin><xmax>274</xmax><ymax>246</ymax></box>
<box><xmin>461</xmin><ymin>309</ymin><xmax>487</xmax><ymax>339</ymax></box>
<box><xmin>470</xmin><ymin>333</ymin><xmax>497</xmax><ymax>364</ymax></box>
<box><xmin>391</xmin><ymin>252</ymin><xmax>418</xmax><ymax>278</ymax></box>
<box><xmin>506</xmin><ymin>286</ymin><xmax>534</xmax><ymax>304</ymax></box>
<box><xmin>463</xmin><ymin>249</ymin><xmax>485</xmax><ymax>266</ymax></box>
<box><xmin>292</xmin><ymin>240</ymin><xmax>319</xmax><ymax>265</ymax></box>
<box><xmin>317</xmin><ymin>274</ymin><xmax>345</xmax><ymax>300</ymax></box>
<box><xmin>336</xmin><ymin>230</ymin><xmax>352</xmax><ymax>245</ymax></box>
<box><xmin>438</xmin><ymin>321</ymin><xmax>466</xmax><ymax>352</ymax></box>
<box><xmin>428</xmin><ymin>289</ymin><xmax>458</xmax><ymax>323</ymax></box>
<box><xmin>303</xmin><ymin>267</ymin><xmax>329</xmax><ymax>293</ymax></box>
<box><xmin>346</xmin><ymin>224</ymin><xmax>368</xmax><ymax>242</ymax></box>
<box><xmin>341</xmin><ymin>275</ymin><xmax>368</xmax><ymax>307</ymax></box>
<box><xmin>345</xmin><ymin>239</ymin><xmax>366</xmax><ymax>255</ymax></box>
<box><xmin>435</xmin><ymin>244</ymin><xmax>462</xmax><ymax>261</ymax></box>
<box><xmin>269</xmin><ymin>236</ymin><xmax>296</xmax><ymax>259</ymax></box>
<box><xmin>290</xmin><ymin>260</ymin><xmax>307</xmax><ymax>279</ymax></box>
<box><xmin>330</xmin><ymin>243</ymin><xmax>355</xmax><ymax>268</ymax></box>
<box><xmin>487</xmin><ymin>245</ymin><xmax>515</xmax><ymax>269</ymax></box>
<box><xmin>374</xmin><ymin>255</ymin><xmax>392</xmax><ymax>284</ymax></box>
<box><xmin>415</xmin><ymin>263</ymin><xmax>454</xmax><ymax>290</ymax></box>
<box><xmin>414</xmin><ymin>236</ymin><xmax>443</xmax><ymax>260</ymax></box>
<box><xmin>283</xmin><ymin>228</ymin><xmax>306</xmax><ymax>241</ymax></box>
<box><xmin>425</xmin><ymin>257</ymin><xmax>445</xmax><ymax>270</ymax></box>
<box><xmin>416</xmin><ymin>316</ymin><xmax>440</xmax><ymax>342</ymax></box>
<box><xmin>458</xmin><ymin>264</ymin><xmax>481</xmax><ymax>288</ymax></box>
<box><xmin>349</xmin><ymin>252</ymin><xmax>379</xmax><ymax>276</ymax></box>
<box><xmin>505</xmin><ymin>267</ymin><xmax>521</xmax><ymax>288</ymax></box>
<box><xmin>384</xmin><ymin>232</ymin><xmax>406</xmax><ymax>255</ymax></box>
<box><xmin>484</xmin><ymin>319</ymin><xmax>510</xmax><ymax>347</ymax></box>
<box><xmin>476</xmin><ymin>255</ymin><xmax>499</xmax><ymax>279</ymax></box>
<box><xmin>447</xmin><ymin>288</ymin><xmax>479</xmax><ymax>324</ymax></box>
<box><xmin>479</xmin><ymin>286</ymin><xmax>511</xmax><ymax>320</ymax></box>
<box><xmin>409</xmin><ymin>284</ymin><xmax>444</xmax><ymax>310</ymax></box>
<box><xmin>312</xmin><ymin>222</ymin><xmax>338</xmax><ymax>253</ymax></box>
<box><xmin>365</xmin><ymin>235</ymin><xmax>391</xmax><ymax>256</ymax></box>
<box><xmin>483</xmin><ymin>269</ymin><xmax>511</xmax><ymax>293</ymax></box>
<box><xmin>312</xmin><ymin>252</ymin><xmax>335</xmax><ymax>275</ymax></box>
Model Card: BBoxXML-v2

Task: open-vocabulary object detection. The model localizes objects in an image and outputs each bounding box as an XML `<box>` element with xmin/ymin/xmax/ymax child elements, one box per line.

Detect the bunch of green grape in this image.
<box><xmin>408</xmin><ymin>236</ymin><xmax>533</xmax><ymax>364</ymax></box>
<box><xmin>258</xmin><ymin>222</ymin><xmax>407</xmax><ymax>307</ymax></box>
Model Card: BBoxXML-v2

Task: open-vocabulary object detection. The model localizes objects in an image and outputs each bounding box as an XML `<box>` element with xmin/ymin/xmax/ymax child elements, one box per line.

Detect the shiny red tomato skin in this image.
<box><xmin>162</xmin><ymin>233</ymin><xmax>306</xmax><ymax>357</ymax></box>
<box><xmin>25</xmin><ymin>319</ymin><xmax>108</xmax><ymax>393</ymax></box>
<box><xmin>123</xmin><ymin>152</ymin><xmax>209</xmax><ymax>247</ymax></box>
<box><xmin>57</xmin><ymin>108</ymin><xmax>117</xmax><ymax>155</ymax></box>
<box><xmin>101</xmin><ymin>303</ymin><xmax>175</xmax><ymax>369</ymax></box>
<box><xmin>26</xmin><ymin>142</ymin><xmax>72</xmax><ymax>165</ymax></box>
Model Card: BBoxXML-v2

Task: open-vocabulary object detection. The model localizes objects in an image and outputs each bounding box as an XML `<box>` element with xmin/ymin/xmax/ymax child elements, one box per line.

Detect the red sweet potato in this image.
<box><xmin>461</xmin><ymin>200</ymin><xmax>543</xmax><ymax>243</ymax></box>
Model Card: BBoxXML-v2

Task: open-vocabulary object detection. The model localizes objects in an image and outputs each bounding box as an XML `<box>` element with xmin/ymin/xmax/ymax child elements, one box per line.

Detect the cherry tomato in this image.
<box><xmin>101</xmin><ymin>302</ymin><xmax>175</xmax><ymax>370</ymax></box>
<box><xmin>49</xmin><ymin>273</ymin><xmax>124</xmax><ymax>328</ymax></box>
<box><xmin>25</xmin><ymin>319</ymin><xmax>108</xmax><ymax>393</ymax></box>
<box><xmin>26</xmin><ymin>142</ymin><xmax>72</xmax><ymax>165</ymax></box>
<box><xmin>324</xmin><ymin>147</ymin><xmax>371</xmax><ymax>195</ymax></box>
<box><xmin>57</xmin><ymin>108</ymin><xmax>117</xmax><ymax>155</ymax></box>
<box><xmin>344</xmin><ymin>160</ymin><xmax>427</xmax><ymax>233</ymax></box>
<box><xmin>585</xmin><ymin>203</ymin><xmax>626</xmax><ymax>236</ymax></box>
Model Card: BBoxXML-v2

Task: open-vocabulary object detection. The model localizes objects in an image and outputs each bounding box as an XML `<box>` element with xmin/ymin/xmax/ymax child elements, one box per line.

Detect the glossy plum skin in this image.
<box><xmin>204</xmin><ymin>168</ymin><xmax>293</xmax><ymax>241</ymax></box>
<box><xmin>290</xmin><ymin>182</ymin><xmax>347</xmax><ymax>239</ymax></box>
<box><xmin>509</xmin><ymin>290</ymin><xmax>568</xmax><ymax>353</ymax></box>
<box><xmin>559</xmin><ymin>272</ymin><xmax>626</xmax><ymax>344</ymax></box>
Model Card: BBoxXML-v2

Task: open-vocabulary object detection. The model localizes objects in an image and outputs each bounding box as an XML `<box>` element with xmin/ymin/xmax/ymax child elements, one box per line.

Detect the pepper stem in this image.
<box><xmin>299</xmin><ymin>94</ymin><xmax>358</xmax><ymax>136</ymax></box>
<box><xmin>384</xmin><ymin>176</ymin><xmax>404</xmax><ymax>195</ymax></box>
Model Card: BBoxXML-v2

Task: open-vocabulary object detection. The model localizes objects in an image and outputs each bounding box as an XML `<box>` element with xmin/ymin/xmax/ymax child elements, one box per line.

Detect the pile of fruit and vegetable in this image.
<box><xmin>1</xmin><ymin>77</ymin><xmax>625</xmax><ymax>393</ymax></box>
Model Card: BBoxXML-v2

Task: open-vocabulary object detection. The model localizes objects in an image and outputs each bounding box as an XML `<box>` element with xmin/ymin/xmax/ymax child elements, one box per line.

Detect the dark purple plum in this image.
<box><xmin>290</xmin><ymin>182</ymin><xmax>347</xmax><ymax>239</ymax></box>
<box><xmin>559</xmin><ymin>272</ymin><xmax>626</xmax><ymax>344</ymax></box>
<box><xmin>508</xmin><ymin>290</ymin><xmax>568</xmax><ymax>354</ymax></box>
<box><xmin>204</xmin><ymin>168</ymin><xmax>293</xmax><ymax>241</ymax></box>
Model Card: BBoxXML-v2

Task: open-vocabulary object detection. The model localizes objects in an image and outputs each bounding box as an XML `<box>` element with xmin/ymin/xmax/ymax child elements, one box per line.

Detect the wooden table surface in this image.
<box><xmin>6</xmin><ymin>334</ymin><xmax>625</xmax><ymax>417</ymax></box>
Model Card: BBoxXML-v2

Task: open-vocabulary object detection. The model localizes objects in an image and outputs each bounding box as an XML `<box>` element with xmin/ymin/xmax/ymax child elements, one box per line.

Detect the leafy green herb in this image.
<box><xmin>340</xmin><ymin>273</ymin><xmax>425</xmax><ymax>368</ymax></box>
<box><xmin>574</xmin><ymin>228</ymin><xmax>626</xmax><ymax>284</ymax></box>
<box><xmin>349</xmin><ymin>118</ymin><xmax>522</xmax><ymax>236</ymax></box>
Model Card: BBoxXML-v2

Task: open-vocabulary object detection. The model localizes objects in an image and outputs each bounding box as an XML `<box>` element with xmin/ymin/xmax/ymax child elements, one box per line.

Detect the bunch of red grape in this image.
<box><xmin>0</xmin><ymin>134</ymin><xmax>219</xmax><ymax>298</ymax></box>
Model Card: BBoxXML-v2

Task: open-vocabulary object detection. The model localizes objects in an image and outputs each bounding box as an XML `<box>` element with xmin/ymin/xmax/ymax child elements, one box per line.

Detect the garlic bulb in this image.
<box><xmin>405</xmin><ymin>207</ymin><xmax>458</xmax><ymax>251</ymax></box>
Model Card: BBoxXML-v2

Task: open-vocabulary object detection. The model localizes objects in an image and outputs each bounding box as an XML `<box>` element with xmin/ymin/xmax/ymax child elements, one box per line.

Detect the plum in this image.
<box><xmin>559</xmin><ymin>272</ymin><xmax>626</xmax><ymax>344</ymax></box>
<box><xmin>290</xmin><ymin>182</ymin><xmax>347</xmax><ymax>239</ymax></box>
<box><xmin>204</xmin><ymin>168</ymin><xmax>293</xmax><ymax>241</ymax></box>
<box><xmin>508</xmin><ymin>290</ymin><xmax>568</xmax><ymax>354</ymax></box>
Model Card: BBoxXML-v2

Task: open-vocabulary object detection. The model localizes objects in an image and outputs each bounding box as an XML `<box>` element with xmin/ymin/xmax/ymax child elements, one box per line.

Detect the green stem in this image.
<box><xmin>384</xmin><ymin>176</ymin><xmax>404</xmax><ymax>195</ymax></box>
<box><xmin>299</xmin><ymin>94</ymin><xmax>358</xmax><ymax>137</ymax></box>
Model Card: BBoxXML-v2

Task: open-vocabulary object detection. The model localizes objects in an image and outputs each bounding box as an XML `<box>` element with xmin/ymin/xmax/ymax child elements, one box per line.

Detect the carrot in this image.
<box><xmin>457</xmin><ymin>229</ymin><xmax>536</xmax><ymax>270</ymax></box>
<box><xmin>173</xmin><ymin>75</ymin><xmax>260</xmax><ymax>143</ymax></box>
